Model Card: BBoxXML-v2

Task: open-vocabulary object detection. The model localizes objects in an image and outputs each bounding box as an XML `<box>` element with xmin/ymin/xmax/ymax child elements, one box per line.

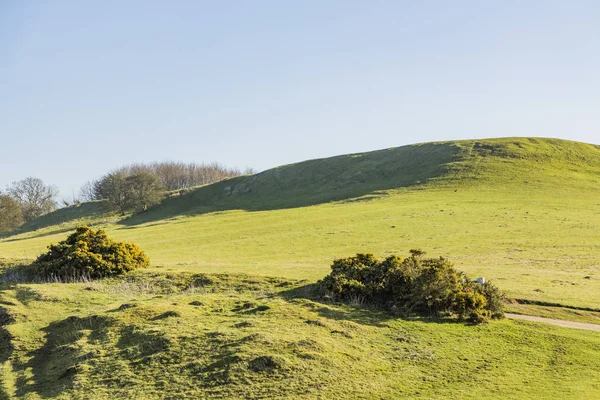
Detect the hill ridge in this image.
<box><xmin>124</xmin><ymin>137</ymin><xmax>600</xmax><ymax>224</ymax></box>
<box><xmin>7</xmin><ymin>137</ymin><xmax>600</xmax><ymax>234</ymax></box>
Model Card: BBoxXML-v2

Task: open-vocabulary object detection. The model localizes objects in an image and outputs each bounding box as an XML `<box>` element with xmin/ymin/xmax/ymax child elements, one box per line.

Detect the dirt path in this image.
<box><xmin>506</xmin><ymin>313</ymin><xmax>600</xmax><ymax>332</ymax></box>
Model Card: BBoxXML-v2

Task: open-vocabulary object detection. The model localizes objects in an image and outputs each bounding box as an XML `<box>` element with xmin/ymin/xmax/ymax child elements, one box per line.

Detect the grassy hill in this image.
<box><xmin>1</xmin><ymin>137</ymin><xmax>600</xmax><ymax>398</ymax></box>
<box><xmin>124</xmin><ymin>136</ymin><xmax>600</xmax><ymax>222</ymax></box>
<box><xmin>18</xmin><ymin>136</ymin><xmax>600</xmax><ymax>229</ymax></box>
<box><xmin>3</xmin><ymin>137</ymin><xmax>599</xmax><ymax>307</ymax></box>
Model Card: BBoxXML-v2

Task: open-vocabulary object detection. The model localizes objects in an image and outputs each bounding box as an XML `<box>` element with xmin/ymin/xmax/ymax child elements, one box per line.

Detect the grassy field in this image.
<box><xmin>1</xmin><ymin>137</ymin><xmax>600</xmax><ymax>398</ymax></box>
<box><xmin>2</xmin><ymin>138</ymin><xmax>599</xmax><ymax>309</ymax></box>
<box><xmin>4</xmin><ymin>185</ymin><xmax>599</xmax><ymax>309</ymax></box>
<box><xmin>1</xmin><ymin>273</ymin><xmax>599</xmax><ymax>399</ymax></box>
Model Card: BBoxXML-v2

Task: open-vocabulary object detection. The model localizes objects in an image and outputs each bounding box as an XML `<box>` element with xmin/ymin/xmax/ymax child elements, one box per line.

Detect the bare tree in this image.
<box><xmin>60</xmin><ymin>189</ymin><xmax>81</xmax><ymax>208</ymax></box>
<box><xmin>7</xmin><ymin>177</ymin><xmax>59</xmax><ymax>221</ymax></box>
<box><xmin>79</xmin><ymin>180</ymin><xmax>98</xmax><ymax>202</ymax></box>
<box><xmin>94</xmin><ymin>161</ymin><xmax>243</xmax><ymax>194</ymax></box>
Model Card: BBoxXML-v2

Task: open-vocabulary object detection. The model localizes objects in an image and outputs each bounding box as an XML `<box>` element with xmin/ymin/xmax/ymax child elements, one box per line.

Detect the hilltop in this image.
<box><xmin>11</xmin><ymin>137</ymin><xmax>600</xmax><ymax>232</ymax></box>
<box><xmin>131</xmin><ymin>137</ymin><xmax>600</xmax><ymax>220</ymax></box>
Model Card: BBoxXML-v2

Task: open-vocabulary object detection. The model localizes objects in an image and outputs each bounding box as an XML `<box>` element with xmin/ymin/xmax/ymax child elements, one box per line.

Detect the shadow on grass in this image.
<box><xmin>191</xmin><ymin>333</ymin><xmax>246</xmax><ymax>387</ymax></box>
<box><xmin>0</xmin><ymin>326</ymin><xmax>13</xmax><ymax>400</ymax></box>
<box><xmin>0</xmin><ymin>302</ymin><xmax>15</xmax><ymax>399</ymax></box>
<box><xmin>116</xmin><ymin>325</ymin><xmax>171</xmax><ymax>360</ymax></box>
<box><xmin>511</xmin><ymin>298</ymin><xmax>600</xmax><ymax>313</ymax></box>
<box><xmin>1</xmin><ymin>219</ymin><xmax>114</xmax><ymax>244</ymax></box>
<box><xmin>1</xmin><ymin>226</ymin><xmax>77</xmax><ymax>243</ymax></box>
<box><xmin>183</xmin><ymin>330</ymin><xmax>275</xmax><ymax>388</ymax></box>
<box><xmin>119</xmin><ymin>142</ymin><xmax>458</xmax><ymax>227</ymax></box>
<box><xmin>0</xmin><ymin>201</ymin><xmax>111</xmax><ymax>240</ymax></box>
<box><xmin>279</xmin><ymin>283</ymin><xmax>463</xmax><ymax>328</ymax></box>
<box><xmin>0</xmin><ymin>282</ymin><xmax>17</xmax><ymax>400</ymax></box>
<box><xmin>0</xmin><ymin>263</ymin><xmax>52</xmax><ymax>286</ymax></box>
<box><xmin>14</xmin><ymin>315</ymin><xmax>113</xmax><ymax>398</ymax></box>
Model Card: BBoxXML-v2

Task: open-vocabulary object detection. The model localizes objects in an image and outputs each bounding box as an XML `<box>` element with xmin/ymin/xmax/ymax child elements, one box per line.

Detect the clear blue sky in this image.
<box><xmin>1</xmin><ymin>1</ymin><xmax>599</xmax><ymax>197</ymax></box>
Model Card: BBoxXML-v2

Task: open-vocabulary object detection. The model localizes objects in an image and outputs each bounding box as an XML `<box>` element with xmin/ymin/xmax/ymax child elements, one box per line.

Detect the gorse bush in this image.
<box><xmin>319</xmin><ymin>250</ymin><xmax>504</xmax><ymax>323</ymax></box>
<box><xmin>33</xmin><ymin>226</ymin><xmax>149</xmax><ymax>279</ymax></box>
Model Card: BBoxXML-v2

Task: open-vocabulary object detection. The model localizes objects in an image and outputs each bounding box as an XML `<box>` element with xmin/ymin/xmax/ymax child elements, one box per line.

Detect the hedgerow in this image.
<box><xmin>319</xmin><ymin>250</ymin><xmax>504</xmax><ymax>323</ymax></box>
<box><xmin>33</xmin><ymin>226</ymin><xmax>149</xmax><ymax>279</ymax></box>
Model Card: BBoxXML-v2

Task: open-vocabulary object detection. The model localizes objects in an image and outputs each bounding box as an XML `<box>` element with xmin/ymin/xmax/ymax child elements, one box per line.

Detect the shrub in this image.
<box><xmin>95</xmin><ymin>172</ymin><xmax>164</xmax><ymax>215</ymax></box>
<box><xmin>33</xmin><ymin>226</ymin><xmax>149</xmax><ymax>279</ymax></box>
<box><xmin>478</xmin><ymin>281</ymin><xmax>506</xmax><ymax>319</ymax></box>
<box><xmin>0</xmin><ymin>195</ymin><xmax>24</xmax><ymax>233</ymax></box>
<box><xmin>319</xmin><ymin>250</ymin><xmax>504</xmax><ymax>323</ymax></box>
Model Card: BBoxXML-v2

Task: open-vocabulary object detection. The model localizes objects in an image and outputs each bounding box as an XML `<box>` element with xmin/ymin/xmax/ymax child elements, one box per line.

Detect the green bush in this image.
<box><xmin>319</xmin><ymin>250</ymin><xmax>504</xmax><ymax>323</ymax></box>
<box><xmin>33</xmin><ymin>226</ymin><xmax>149</xmax><ymax>279</ymax></box>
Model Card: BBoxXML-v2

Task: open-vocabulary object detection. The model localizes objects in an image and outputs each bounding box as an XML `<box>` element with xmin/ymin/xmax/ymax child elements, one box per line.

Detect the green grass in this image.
<box><xmin>505</xmin><ymin>302</ymin><xmax>600</xmax><ymax>324</ymax></box>
<box><xmin>3</xmin><ymin>139</ymin><xmax>600</xmax><ymax>308</ymax></box>
<box><xmin>1</xmin><ymin>273</ymin><xmax>599</xmax><ymax>399</ymax></box>
<box><xmin>1</xmin><ymin>201</ymin><xmax>115</xmax><ymax>238</ymax></box>
<box><xmin>1</xmin><ymin>137</ymin><xmax>600</xmax><ymax>398</ymax></box>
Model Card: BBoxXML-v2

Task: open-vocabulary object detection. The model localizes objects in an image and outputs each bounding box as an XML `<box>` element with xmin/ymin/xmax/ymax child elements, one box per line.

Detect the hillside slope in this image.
<box><xmin>124</xmin><ymin>141</ymin><xmax>461</xmax><ymax>225</ymax></box>
<box><xmin>8</xmin><ymin>137</ymin><xmax>599</xmax><ymax>232</ymax></box>
<box><xmin>125</xmin><ymin>137</ymin><xmax>600</xmax><ymax>224</ymax></box>
<box><xmin>1</xmin><ymin>137</ymin><xmax>599</xmax><ymax>308</ymax></box>
<box><xmin>2</xmin><ymin>137</ymin><xmax>600</xmax><ymax>399</ymax></box>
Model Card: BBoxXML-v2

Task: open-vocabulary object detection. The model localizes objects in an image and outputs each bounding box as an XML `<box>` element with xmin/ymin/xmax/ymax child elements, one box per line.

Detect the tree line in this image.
<box><xmin>81</xmin><ymin>161</ymin><xmax>250</xmax><ymax>215</ymax></box>
<box><xmin>80</xmin><ymin>161</ymin><xmax>248</xmax><ymax>202</ymax></box>
<box><xmin>0</xmin><ymin>161</ymin><xmax>253</xmax><ymax>233</ymax></box>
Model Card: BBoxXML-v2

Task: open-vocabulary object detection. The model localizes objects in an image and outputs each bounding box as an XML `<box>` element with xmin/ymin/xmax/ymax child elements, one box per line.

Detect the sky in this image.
<box><xmin>1</xmin><ymin>0</ymin><xmax>599</xmax><ymax>197</ymax></box>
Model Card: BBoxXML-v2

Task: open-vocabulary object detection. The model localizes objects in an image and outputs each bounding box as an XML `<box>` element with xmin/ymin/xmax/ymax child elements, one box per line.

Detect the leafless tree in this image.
<box><xmin>95</xmin><ymin>161</ymin><xmax>244</xmax><ymax>194</ymax></box>
<box><xmin>79</xmin><ymin>180</ymin><xmax>98</xmax><ymax>202</ymax></box>
<box><xmin>61</xmin><ymin>189</ymin><xmax>81</xmax><ymax>208</ymax></box>
<box><xmin>7</xmin><ymin>177</ymin><xmax>59</xmax><ymax>221</ymax></box>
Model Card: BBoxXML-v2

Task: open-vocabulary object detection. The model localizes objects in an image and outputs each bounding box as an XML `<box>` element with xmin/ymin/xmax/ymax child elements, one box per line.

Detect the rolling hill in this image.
<box><xmin>1</xmin><ymin>137</ymin><xmax>600</xmax><ymax>399</ymax></box>
<box><xmin>3</xmin><ymin>137</ymin><xmax>600</xmax><ymax>307</ymax></box>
